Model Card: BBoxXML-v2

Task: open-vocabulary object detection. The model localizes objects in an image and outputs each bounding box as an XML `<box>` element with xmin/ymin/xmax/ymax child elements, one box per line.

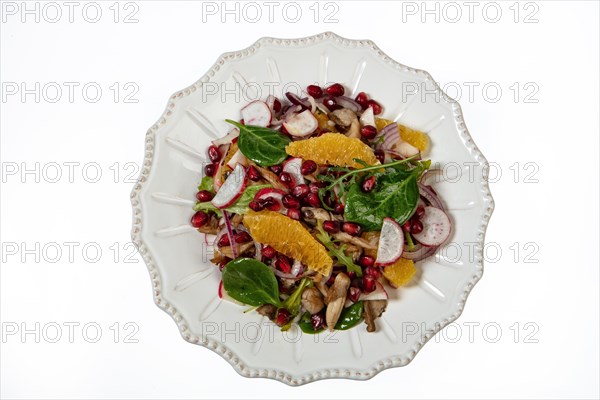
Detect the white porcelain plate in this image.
<box><xmin>131</xmin><ymin>32</ymin><xmax>494</xmax><ymax>385</ymax></box>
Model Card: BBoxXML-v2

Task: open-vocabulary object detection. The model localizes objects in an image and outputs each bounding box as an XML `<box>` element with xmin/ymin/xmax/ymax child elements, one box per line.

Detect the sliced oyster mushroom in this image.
<box><xmin>325</xmin><ymin>272</ymin><xmax>351</xmax><ymax>330</ymax></box>
<box><xmin>329</xmin><ymin>108</ymin><xmax>357</xmax><ymax>128</ymax></box>
<box><xmin>301</xmin><ymin>207</ymin><xmax>343</xmax><ymax>225</ymax></box>
<box><xmin>363</xmin><ymin>300</ymin><xmax>387</xmax><ymax>332</ymax></box>
<box><xmin>197</xmin><ymin>214</ymin><xmax>219</xmax><ymax>234</ymax></box>
<box><xmin>301</xmin><ymin>287</ymin><xmax>325</xmax><ymax>314</ymax></box>
<box><xmin>346</xmin><ymin>119</ymin><xmax>361</xmax><ymax>139</ymax></box>
<box><xmin>256</xmin><ymin>304</ymin><xmax>277</xmax><ymax>320</ymax></box>
<box><xmin>219</xmin><ymin>242</ymin><xmax>254</xmax><ymax>259</ymax></box>
<box><xmin>249</xmin><ymin>162</ymin><xmax>287</xmax><ymax>190</ymax></box>
<box><xmin>332</xmin><ymin>232</ymin><xmax>378</xmax><ymax>250</ymax></box>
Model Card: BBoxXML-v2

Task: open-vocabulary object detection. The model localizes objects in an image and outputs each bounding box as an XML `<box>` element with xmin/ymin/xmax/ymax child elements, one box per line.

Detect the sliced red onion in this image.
<box><xmin>376</xmin><ymin>123</ymin><xmax>400</xmax><ymax>150</ymax></box>
<box><xmin>375</xmin><ymin>122</ymin><xmax>398</xmax><ymax>140</ymax></box>
<box><xmin>282</xmin><ymin>104</ymin><xmax>302</xmax><ymax>122</ymax></box>
<box><xmin>418</xmin><ymin>183</ymin><xmax>445</xmax><ymax>209</ymax></box>
<box><xmin>285</xmin><ymin>92</ymin><xmax>311</xmax><ymax>110</ymax></box>
<box><xmin>268</xmin><ymin>263</ymin><xmax>303</xmax><ymax>280</ymax></box>
<box><xmin>306</xmin><ymin>95</ymin><xmax>317</xmax><ymax>113</ymax></box>
<box><xmin>335</xmin><ymin>96</ymin><xmax>362</xmax><ymax>113</ymax></box>
<box><xmin>315</xmin><ymin>102</ymin><xmax>330</xmax><ymax>114</ymax></box>
<box><xmin>402</xmin><ymin>242</ymin><xmax>438</xmax><ymax>261</ymax></box>
<box><xmin>222</xmin><ymin>211</ymin><xmax>237</xmax><ymax>259</ymax></box>
<box><xmin>291</xmin><ymin>260</ymin><xmax>304</xmax><ymax>277</ymax></box>
<box><xmin>212</xmin><ymin>129</ymin><xmax>239</xmax><ymax>146</ymax></box>
<box><xmin>213</xmin><ymin>227</ymin><xmax>228</xmax><ymax>255</ymax></box>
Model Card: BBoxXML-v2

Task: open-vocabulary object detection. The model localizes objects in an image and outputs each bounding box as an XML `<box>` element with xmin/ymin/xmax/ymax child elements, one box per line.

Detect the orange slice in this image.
<box><xmin>285</xmin><ymin>133</ymin><xmax>378</xmax><ymax>168</ymax></box>
<box><xmin>243</xmin><ymin>210</ymin><xmax>333</xmax><ymax>276</ymax></box>
<box><xmin>383</xmin><ymin>258</ymin><xmax>416</xmax><ymax>288</ymax></box>
<box><xmin>375</xmin><ymin>118</ymin><xmax>430</xmax><ymax>153</ymax></box>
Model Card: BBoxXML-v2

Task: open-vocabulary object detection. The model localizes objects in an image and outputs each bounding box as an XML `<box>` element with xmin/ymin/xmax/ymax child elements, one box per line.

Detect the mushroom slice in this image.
<box><xmin>256</xmin><ymin>304</ymin><xmax>277</xmax><ymax>320</ymax></box>
<box><xmin>346</xmin><ymin>119</ymin><xmax>361</xmax><ymax>139</ymax></box>
<box><xmin>329</xmin><ymin>108</ymin><xmax>357</xmax><ymax>128</ymax></box>
<box><xmin>219</xmin><ymin>242</ymin><xmax>254</xmax><ymax>259</ymax></box>
<box><xmin>325</xmin><ymin>273</ymin><xmax>351</xmax><ymax>330</ymax></box>
<box><xmin>249</xmin><ymin>162</ymin><xmax>287</xmax><ymax>190</ymax></box>
<box><xmin>363</xmin><ymin>300</ymin><xmax>388</xmax><ymax>332</ymax></box>
<box><xmin>301</xmin><ymin>287</ymin><xmax>325</xmax><ymax>314</ymax></box>
<box><xmin>301</xmin><ymin>207</ymin><xmax>343</xmax><ymax>225</ymax></box>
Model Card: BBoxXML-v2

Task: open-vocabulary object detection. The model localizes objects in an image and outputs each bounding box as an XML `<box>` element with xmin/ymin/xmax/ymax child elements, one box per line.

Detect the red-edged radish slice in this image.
<box><xmin>212</xmin><ymin>143</ymin><xmax>231</xmax><ymax>191</ymax></box>
<box><xmin>283</xmin><ymin>110</ymin><xmax>318</xmax><ymax>137</ymax></box>
<box><xmin>282</xmin><ymin>157</ymin><xmax>305</xmax><ymax>185</ymax></box>
<box><xmin>360</xmin><ymin>106</ymin><xmax>376</xmax><ymax>127</ymax></box>
<box><xmin>358</xmin><ymin>282</ymin><xmax>389</xmax><ymax>301</ymax></box>
<box><xmin>376</xmin><ymin>217</ymin><xmax>404</xmax><ymax>266</ymax></box>
<box><xmin>412</xmin><ymin>206</ymin><xmax>451</xmax><ymax>246</ymax></box>
<box><xmin>241</xmin><ymin>100</ymin><xmax>271</xmax><ymax>127</ymax></box>
<box><xmin>255</xmin><ymin>187</ymin><xmax>287</xmax><ymax>214</ymax></box>
<box><xmin>212</xmin><ymin>128</ymin><xmax>239</xmax><ymax>146</ymax></box>
<box><xmin>226</xmin><ymin>149</ymin><xmax>249</xmax><ymax>169</ymax></box>
<box><xmin>211</xmin><ymin>164</ymin><xmax>247</xmax><ymax>208</ymax></box>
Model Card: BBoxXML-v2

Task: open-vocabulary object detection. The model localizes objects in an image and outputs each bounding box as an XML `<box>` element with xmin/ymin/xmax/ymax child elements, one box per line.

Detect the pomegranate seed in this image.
<box><xmin>348</xmin><ymin>287</ymin><xmax>361</xmax><ymax>303</ymax></box>
<box><xmin>261</xmin><ymin>245</ymin><xmax>276</xmax><ymax>259</ymax></box>
<box><xmin>262</xmin><ymin>196</ymin><xmax>281</xmax><ymax>212</ymax></box>
<box><xmin>415</xmin><ymin>205</ymin><xmax>426</xmax><ymax>219</ymax></box>
<box><xmin>292</xmin><ymin>184</ymin><xmax>310</xmax><ymax>198</ymax></box>
<box><xmin>287</xmin><ymin>208</ymin><xmax>301</xmax><ymax>220</ymax></box>
<box><xmin>219</xmin><ymin>262</ymin><xmax>226</xmax><ymax>271</ymax></box>
<box><xmin>234</xmin><ymin>231</ymin><xmax>252</xmax><ymax>243</ymax></box>
<box><xmin>362</xmin><ymin>176</ymin><xmax>376</xmax><ymax>192</ymax></box>
<box><xmin>190</xmin><ymin>211</ymin><xmax>209</xmax><ymax>228</ymax></box>
<box><xmin>360</xmin><ymin>125</ymin><xmax>377</xmax><ymax>140</ymax></box>
<box><xmin>274</xmin><ymin>308</ymin><xmax>291</xmax><ymax>327</ymax></box>
<box><xmin>362</xmin><ymin>275</ymin><xmax>377</xmax><ymax>293</ymax></box>
<box><xmin>247</xmin><ymin>165</ymin><xmax>261</xmax><ymax>181</ymax></box>
<box><xmin>307</xmin><ymin>85</ymin><xmax>323</xmax><ymax>99</ymax></box>
<box><xmin>301</xmin><ymin>160</ymin><xmax>317</xmax><ymax>175</ymax></box>
<box><xmin>411</xmin><ymin>219</ymin><xmax>424</xmax><ymax>234</ymax></box>
<box><xmin>342</xmin><ymin>222</ymin><xmax>362</xmax><ymax>236</ymax></box>
<box><xmin>364</xmin><ymin>266</ymin><xmax>381</xmax><ymax>279</ymax></box>
<box><xmin>269</xmin><ymin>165</ymin><xmax>283</xmax><ymax>175</ymax></box>
<box><xmin>351</xmin><ymin>277</ymin><xmax>363</xmax><ymax>288</ymax></box>
<box><xmin>358</xmin><ymin>255</ymin><xmax>375</xmax><ymax>269</ymax></box>
<box><xmin>248</xmin><ymin>200</ymin><xmax>263</xmax><ymax>211</ymax></box>
<box><xmin>217</xmin><ymin>234</ymin><xmax>230</xmax><ymax>247</ymax></box>
<box><xmin>403</xmin><ymin>221</ymin><xmax>412</xmax><ymax>233</ymax></box>
<box><xmin>278</xmin><ymin>172</ymin><xmax>294</xmax><ymax>188</ymax></box>
<box><xmin>346</xmin><ymin>270</ymin><xmax>356</xmax><ymax>280</ymax></box>
<box><xmin>333</xmin><ymin>203</ymin><xmax>345</xmax><ymax>215</ymax></box>
<box><xmin>325</xmin><ymin>83</ymin><xmax>345</xmax><ymax>97</ymax></box>
<box><xmin>309</xmin><ymin>182</ymin><xmax>325</xmax><ymax>193</ymax></box>
<box><xmin>275</xmin><ymin>255</ymin><xmax>291</xmax><ymax>273</ymax></box>
<box><xmin>273</xmin><ymin>98</ymin><xmax>282</xmax><ymax>113</ymax></box>
<box><xmin>196</xmin><ymin>190</ymin><xmax>213</xmax><ymax>202</ymax></box>
<box><xmin>239</xmin><ymin>119</ymin><xmax>245</xmax><ymax>125</ymax></box>
<box><xmin>311</xmin><ymin>312</ymin><xmax>326</xmax><ymax>331</ymax></box>
<box><xmin>374</xmin><ymin>150</ymin><xmax>385</xmax><ymax>164</ymax></box>
<box><xmin>204</xmin><ymin>163</ymin><xmax>216</xmax><ymax>176</ymax></box>
<box><xmin>208</xmin><ymin>145</ymin><xmax>221</xmax><ymax>163</ymax></box>
<box><xmin>326</xmin><ymin>272</ymin><xmax>337</xmax><ymax>286</ymax></box>
<box><xmin>355</xmin><ymin>92</ymin><xmax>369</xmax><ymax>109</ymax></box>
<box><xmin>282</xmin><ymin>194</ymin><xmax>300</xmax><ymax>208</ymax></box>
<box><xmin>322</xmin><ymin>95</ymin><xmax>338</xmax><ymax>111</ymax></box>
<box><xmin>305</xmin><ymin>192</ymin><xmax>321</xmax><ymax>207</ymax></box>
<box><xmin>367</xmin><ymin>100</ymin><xmax>382</xmax><ymax>115</ymax></box>
<box><xmin>322</xmin><ymin>220</ymin><xmax>340</xmax><ymax>234</ymax></box>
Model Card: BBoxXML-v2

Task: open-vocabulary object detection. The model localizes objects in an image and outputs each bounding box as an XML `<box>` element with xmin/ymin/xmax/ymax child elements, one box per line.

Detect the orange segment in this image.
<box><xmin>243</xmin><ymin>210</ymin><xmax>333</xmax><ymax>276</ymax></box>
<box><xmin>383</xmin><ymin>258</ymin><xmax>416</xmax><ymax>288</ymax></box>
<box><xmin>375</xmin><ymin>118</ymin><xmax>430</xmax><ymax>153</ymax></box>
<box><xmin>314</xmin><ymin>110</ymin><xmax>336</xmax><ymax>132</ymax></box>
<box><xmin>285</xmin><ymin>133</ymin><xmax>378</xmax><ymax>168</ymax></box>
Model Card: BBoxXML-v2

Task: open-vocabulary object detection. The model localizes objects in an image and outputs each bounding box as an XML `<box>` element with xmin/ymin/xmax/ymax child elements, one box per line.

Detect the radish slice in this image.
<box><xmin>226</xmin><ymin>149</ymin><xmax>249</xmax><ymax>169</ymax></box>
<box><xmin>376</xmin><ymin>217</ymin><xmax>404</xmax><ymax>266</ymax></box>
<box><xmin>358</xmin><ymin>282</ymin><xmax>389</xmax><ymax>301</ymax></box>
<box><xmin>283</xmin><ymin>110</ymin><xmax>318</xmax><ymax>137</ymax></box>
<box><xmin>282</xmin><ymin>157</ymin><xmax>305</xmax><ymax>185</ymax></box>
<box><xmin>212</xmin><ymin>128</ymin><xmax>239</xmax><ymax>146</ymax></box>
<box><xmin>412</xmin><ymin>207</ymin><xmax>451</xmax><ymax>246</ymax></box>
<box><xmin>255</xmin><ymin>188</ymin><xmax>287</xmax><ymax>214</ymax></box>
<box><xmin>211</xmin><ymin>164</ymin><xmax>247</xmax><ymax>208</ymax></box>
<box><xmin>360</xmin><ymin>106</ymin><xmax>376</xmax><ymax>127</ymax></box>
<box><xmin>212</xmin><ymin>143</ymin><xmax>231</xmax><ymax>191</ymax></box>
<box><xmin>241</xmin><ymin>100</ymin><xmax>271</xmax><ymax>127</ymax></box>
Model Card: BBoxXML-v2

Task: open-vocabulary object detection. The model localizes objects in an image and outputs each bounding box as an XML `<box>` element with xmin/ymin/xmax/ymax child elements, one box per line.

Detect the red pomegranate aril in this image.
<box><xmin>415</xmin><ymin>205</ymin><xmax>426</xmax><ymax>219</ymax></box>
<box><xmin>196</xmin><ymin>190</ymin><xmax>213</xmax><ymax>202</ymax></box>
<box><xmin>364</xmin><ymin>266</ymin><xmax>381</xmax><ymax>279</ymax></box>
<box><xmin>278</xmin><ymin>172</ymin><xmax>294</xmax><ymax>188</ymax></box>
<box><xmin>261</xmin><ymin>245</ymin><xmax>276</xmax><ymax>259</ymax></box>
<box><xmin>292</xmin><ymin>184</ymin><xmax>310</xmax><ymax>198</ymax></box>
<box><xmin>360</xmin><ymin>125</ymin><xmax>378</xmax><ymax>140</ymax></box>
<box><xmin>362</xmin><ymin>176</ymin><xmax>376</xmax><ymax>193</ymax></box>
<box><xmin>326</xmin><ymin>272</ymin><xmax>337</xmax><ymax>286</ymax></box>
<box><xmin>322</xmin><ymin>220</ymin><xmax>340</xmax><ymax>234</ymax></box>
<box><xmin>322</xmin><ymin>96</ymin><xmax>338</xmax><ymax>110</ymax></box>
<box><xmin>273</xmin><ymin>98</ymin><xmax>282</xmax><ymax>113</ymax></box>
<box><xmin>248</xmin><ymin>200</ymin><xmax>263</xmax><ymax>212</ymax></box>
<box><xmin>346</xmin><ymin>270</ymin><xmax>356</xmax><ymax>280</ymax></box>
<box><xmin>234</xmin><ymin>231</ymin><xmax>252</xmax><ymax>244</ymax></box>
<box><xmin>269</xmin><ymin>165</ymin><xmax>283</xmax><ymax>175</ymax></box>
<box><xmin>355</xmin><ymin>92</ymin><xmax>369</xmax><ymax>109</ymax></box>
<box><xmin>274</xmin><ymin>308</ymin><xmax>291</xmax><ymax>327</ymax></box>
<box><xmin>323</xmin><ymin>192</ymin><xmax>336</xmax><ymax>208</ymax></box>
<box><xmin>362</xmin><ymin>275</ymin><xmax>377</xmax><ymax>293</ymax></box>
<box><xmin>403</xmin><ymin>221</ymin><xmax>412</xmax><ymax>233</ymax></box>
<box><xmin>275</xmin><ymin>255</ymin><xmax>291</xmax><ymax>273</ymax></box>
<box><xmin>375</xmin><ymin>150</ymin><xmax>385</xmax><ymax>164</ymax></box>
<box><xmin>190</xmin><ymin>211</ymin><xmax>209</xmax><ymax>228</ymax></box>
<box><xmin>217</xmin><ymin>234</ymin><xmax>230</xmax><ymax>247</ymax></box>
<box><xmin>207</xmin><ymin>145</ymin><xmax>221</xmax><ymax>163</ymax></box>
<box><xmin>305</xmin><ymin>192</ymin><xmax>321</xmax><ymax>207</ymax></box>
<box><xmin>219</xmin><ymin>262</ymin><xmax>227</xmax><ymax>272</ymax></box>
<box><xmin>410</xmin><ymin>219</ymin><xmax>424</xmax><ymax>234</ymax></box>
<box><xmin>325</xmin><ymin>83</ymin><xmax>345</xmax><ymax>97</ymax></box>
<box><xmin>348</xmin><ymin>287</ymin><xmax>361</xmax><ymax>303</ymax></box>
<box><xmin>342</xmin><ymin>222</ymin><xmax>362</xmax><ymax>236</ymax></box>
<box><xmin>367</xmin><ymin>100</ymin><xmax>382</xmax><ymax>115</ymax></box>
<box><xmin>247</xmin><ymin>165</ymin><xmax>261</xmax><ymax>181</ymax></box>
<box><xmin>287</xmin><ymin>208</ymin><xmax>301</xmax><ymax>220</ymax></box>
<box><xmin>301</xmin><ymin>160</ymin><xmax>317</xmax><ymax>175</ymax></box>
<box><xmin>262</xmin><ymin>196</ymin><xmax>281</xmax><ymax>212</ymax></box>
<box><xmin>309</xmin><ymin>181</ymin><xmax>325</xmax><ymax>193</ymax></box>
<box><xmin>311</xmin><ymin>312</ymin><xmax>326</xmax><ymax>330</ymax></box>
<box><xmin>204</xmin><ymin>163</ymin><xmax>216</xmax><ymax>176</ymax></box>
<box><xmin>358</xmin><ymin>255</ymin><xmax>375</xmax><ymax>269</ymax></box>
<box><xmin>333</xmin><ymin>203</ymin><xmax>345</xmax><ymax>215</ymax></box>
<box><xmin>282</xmin><ymin>194</ymin><xmax>300</xmax><ymax>208</ymax></box>
<box><xmin>307</xmin><ymin>85</ymin><xmax>323</xmax><ymax>99</ymax></box>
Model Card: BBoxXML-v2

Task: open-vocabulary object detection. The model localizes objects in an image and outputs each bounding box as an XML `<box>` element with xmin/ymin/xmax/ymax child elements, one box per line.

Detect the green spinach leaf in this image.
<box><xmin>298</xmin><ymin>312</ymin><xmax>324</xmax><ymax>334</ymax></box>
<box><xmin>334</xmin><ymin>301</ymin><xmax>364</xmax><ymax>330</ymax></box>
<box><xmin>226</xmin><ymin>120</ymin><xmax>291</xmax><ymax>167</ymax></box>
<box><xmin>221</xmin><ymin>258</ymin><xmax>282</xmax><ymax>307</ymax></box>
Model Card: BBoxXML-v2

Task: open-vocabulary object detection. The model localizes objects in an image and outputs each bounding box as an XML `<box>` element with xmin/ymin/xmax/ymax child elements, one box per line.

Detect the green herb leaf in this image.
<box><xmin>298</xmin><ymin>312</ymin><xmax>324</xmax><ymax>334</ymax></box>
<box><xmin>334</xmin><ymin>301</ymin><xmax>364</xmax><ymax>330</ymax></box>
<box><xmin>315</xmin><ymin>221</ymin><xmax>363</xmax><ymax>277</ymax></box>
<box><xmin>282</xmin><ymin>278</ymin><xmax>312</xmax><ymax>315</ymax></box>
<box><xmin>197</xmin><ymin>176</ymin><xmax>214</xmax><ymax>192</ymax></box>
<box><xmin>194</xmin><ymin>184</ymin><xmax>271</xmax><ymax>215</ymax></box>
<box><xmin>226</xmin><ymin>120</ymin><xmax>291</xmax><ymax>167</ymax></box>
<box><xmin>221</xmin><ymin>258</ymin><xmax>282</xmax><ymax>307</ymax></box>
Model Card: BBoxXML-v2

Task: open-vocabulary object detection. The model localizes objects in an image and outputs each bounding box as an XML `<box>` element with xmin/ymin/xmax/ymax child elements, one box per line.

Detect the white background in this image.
<box><xmin>1</xmin><ymin>1</ymin><xmax>598</xmax><ymax>398</ymax></box>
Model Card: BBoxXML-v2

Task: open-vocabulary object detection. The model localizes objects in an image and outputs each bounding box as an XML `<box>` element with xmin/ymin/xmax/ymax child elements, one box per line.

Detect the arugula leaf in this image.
<box><xmin>315</xmin><ymin>221</ymin><xmax>362</xmax><ymax>277</ymax></box>
<box><xmin>194</xmin><ymin>184</ymin><xmax>270</xmax><ymax>215</ymax></box>
<box><xmin>282</xmin><ymin>278</ymin><xmax>312</xmax><ymax>316</ymax></box>
<box><xmin>221</xmin><ymin>258</ymin><xmax>282</xmax><ymax>307</ymax></box>
<box><xmin>334</xmin><ymin>301</ymin><xmax>364</xmax><ymax>330</ymax></box>
<box><xmin>197</xmin><ymin>176</ymin><xmax>214</xmax><ymax>192</ymax></box>
<box><xmin>226</xmin><ymin>120</ymin><xmax>291</xmax><ymax>167</ymax></box>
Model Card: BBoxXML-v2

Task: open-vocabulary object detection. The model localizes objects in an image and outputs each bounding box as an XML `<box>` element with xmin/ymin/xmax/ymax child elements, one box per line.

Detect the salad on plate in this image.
<box><xmin>190</xmin><ymin>83</ymin><xmax>452</xmax><ymax>333</ymax></box>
